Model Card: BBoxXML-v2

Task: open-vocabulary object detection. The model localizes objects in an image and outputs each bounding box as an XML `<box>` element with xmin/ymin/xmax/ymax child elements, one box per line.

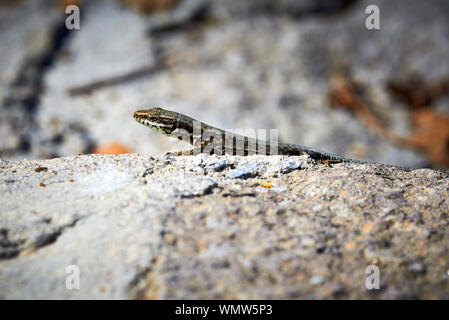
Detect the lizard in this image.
<box><xmin>132</xmin><ymin>107</ymin><xmax>367</xmax><ymax>164</ymax></box>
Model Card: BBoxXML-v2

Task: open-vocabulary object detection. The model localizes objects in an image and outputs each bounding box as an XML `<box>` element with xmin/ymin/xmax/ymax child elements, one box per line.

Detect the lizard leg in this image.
<box><xmin>165</xmin><ymin>147</ymin><xmax>199</xmax><ymax>156</ymax></box>
<box><xmin>318</xmin><ymin>159</ymin><xmax>343</xmax><ymax>167</ymax></box>
<box><xmin>165</xmin><ymin>141</ymin><xmax>211</xmax><ymax>156</ymax></box>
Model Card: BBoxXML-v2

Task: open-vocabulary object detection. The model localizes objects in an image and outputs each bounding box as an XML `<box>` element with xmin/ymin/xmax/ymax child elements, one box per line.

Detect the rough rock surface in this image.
<box><xmin>1</xmin><ymin>154</ymin><xmax>448</xmax><ymax>299</ymax></box>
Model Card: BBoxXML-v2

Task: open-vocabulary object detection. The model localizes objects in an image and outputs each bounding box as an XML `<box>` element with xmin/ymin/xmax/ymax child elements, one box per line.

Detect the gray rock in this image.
<box><xmin>228</xmin><ymin>163</ymin><xmax>261</xmax><ymax>179</ymax></box>
<box><xmin>210</xmin><ymin>158</ymin><xmax>232</xmax><ymax>172</ymax></box>
<box><xmin>0</xmin><ymin>154</ymin><xmax>448</xmax><ymax>299</ymax></box>
<box><xmin>279</xmin><ymin>159</ymin><xmax>305</xmax><ymax>174</ymax></box>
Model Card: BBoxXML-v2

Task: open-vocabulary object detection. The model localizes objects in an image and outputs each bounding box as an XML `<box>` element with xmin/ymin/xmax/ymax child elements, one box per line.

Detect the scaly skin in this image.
<box><xmin>132</xmin><ymin>107</ymin><xmax>366</xmax><ymax>163</ymax></box>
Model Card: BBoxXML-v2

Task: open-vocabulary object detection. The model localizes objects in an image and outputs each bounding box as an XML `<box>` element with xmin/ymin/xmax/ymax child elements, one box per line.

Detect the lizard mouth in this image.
<box><xmin>133</xmin><ymin>112</ymin><xmax>154</xmax><ymax>127</ymax></box>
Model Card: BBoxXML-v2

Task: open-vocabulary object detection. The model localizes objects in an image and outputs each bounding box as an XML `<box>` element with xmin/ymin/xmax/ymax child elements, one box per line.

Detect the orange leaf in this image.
<box><xmin>93</xmin><ymin>142</ymin><xmax>134</xmax><ymax>155</ymax></box>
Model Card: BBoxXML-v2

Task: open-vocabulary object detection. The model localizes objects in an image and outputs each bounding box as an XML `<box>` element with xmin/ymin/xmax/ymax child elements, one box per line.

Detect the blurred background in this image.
<box><xmin>0</xmin><ymin>0</ymin><xmax>448</xmax><ymax>168</ymax></box>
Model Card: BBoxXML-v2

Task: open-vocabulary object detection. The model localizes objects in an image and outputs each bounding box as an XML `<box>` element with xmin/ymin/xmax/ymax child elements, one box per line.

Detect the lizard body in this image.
<box><xmin>132</xmin><ymin>107</ymin><xmax>366</xmax><ymax>164</ymax></box>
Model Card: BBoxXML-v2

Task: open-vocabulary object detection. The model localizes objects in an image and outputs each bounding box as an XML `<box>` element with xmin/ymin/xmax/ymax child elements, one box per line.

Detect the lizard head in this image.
<box><xmin>133</xmin><ymin>107</ymin><xmax>178</xmax><ymax>135</ymax></box>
